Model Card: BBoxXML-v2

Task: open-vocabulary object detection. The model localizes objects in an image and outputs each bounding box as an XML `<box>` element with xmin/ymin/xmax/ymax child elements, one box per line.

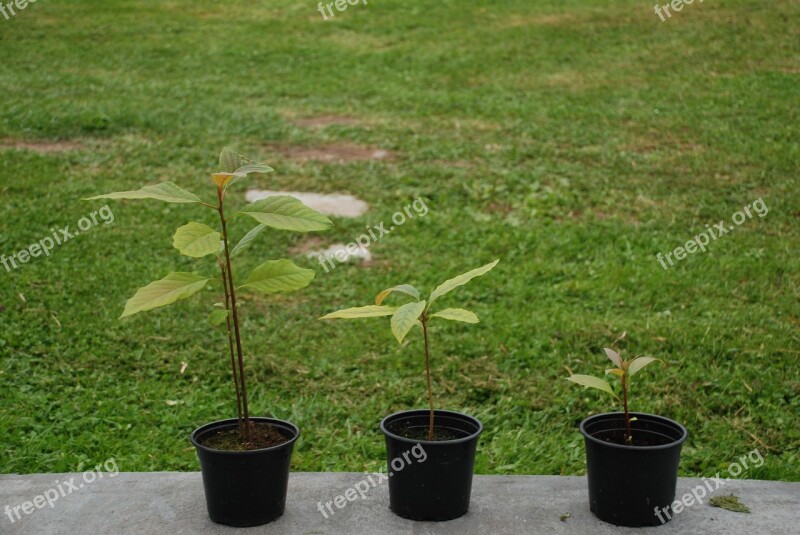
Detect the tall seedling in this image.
<box><xmin>85</xmin><ymin>148</ymin><xmax>332</xmax><ymax>444</ymax></box>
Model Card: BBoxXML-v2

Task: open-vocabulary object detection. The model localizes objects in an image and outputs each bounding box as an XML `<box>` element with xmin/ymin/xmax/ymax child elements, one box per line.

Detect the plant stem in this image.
<box><xmin>421</xmin><ymin>313</ymin><xmax>434</xmax><ymax>441</ymax></box>
<box><xmin>220</xmin><ymin>261</ymin><xmax>243</xmax><ymax>433</ymax></box>
<box><xmin>217</xmin><ymin>189</ymin><xmax>250</xmax><ymax>442</ymax></box>
<box><xmin>622</xmin><ymin>373</ymin><xmax>631</xmax><ymax>444</ymax></box>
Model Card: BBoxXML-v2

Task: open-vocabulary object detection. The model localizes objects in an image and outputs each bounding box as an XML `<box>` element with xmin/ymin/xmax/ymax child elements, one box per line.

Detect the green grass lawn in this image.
<box><xmin>1</xmin><ymin>0</ymin><xmax>798</xmax><ymax>480</ymax></box>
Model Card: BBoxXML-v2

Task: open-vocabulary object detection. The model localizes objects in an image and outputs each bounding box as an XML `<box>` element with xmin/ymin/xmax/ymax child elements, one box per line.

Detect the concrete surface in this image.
<box><xmin>0</xmin><ymin>472</ymin><xmax>797</xmax><ymax>534</ymax></box>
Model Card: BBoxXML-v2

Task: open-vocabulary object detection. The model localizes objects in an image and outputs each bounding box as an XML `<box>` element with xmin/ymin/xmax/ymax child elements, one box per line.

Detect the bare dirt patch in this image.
<box><xmin>289</xmin><ymin>237</ymin><xmax>327</xmax><ymax>256</ymax></box>
<box><xmin>270</xmin><ymin>143</ymin><xmax>395</xmax><ymax>163</ymax></box>
<box><xmin>1</xmin><ymin>140</ymin><xmax>84</xmax><ymax>153</ymax></box>
<box><xmin>292</xmin><ymin>115</ymin><xmax>359</xmax><ymax>128</ymax></box>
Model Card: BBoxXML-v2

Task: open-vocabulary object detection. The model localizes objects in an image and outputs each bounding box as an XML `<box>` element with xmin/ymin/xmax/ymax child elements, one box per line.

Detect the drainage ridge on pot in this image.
<box><xmin>579</xmin><ymin>412</ymin><xmax>688</xmax><ymax>527</ymax></box>
<box><xmin>380</xmin><ymin>409</ymin><xmax>483</xmax><ymax>521</ymax></box>
<box><xmin>191</xmin><ymin>417</ymin><xmax>300</xmax><ymax>528</ymax></box>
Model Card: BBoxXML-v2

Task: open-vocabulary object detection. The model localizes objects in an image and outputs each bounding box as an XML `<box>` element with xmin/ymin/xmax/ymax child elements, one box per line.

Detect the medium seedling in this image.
<box><xmin>320</xmin><ymin>260</ymin><xmax>499</xmax><ymax>440</ymax></box>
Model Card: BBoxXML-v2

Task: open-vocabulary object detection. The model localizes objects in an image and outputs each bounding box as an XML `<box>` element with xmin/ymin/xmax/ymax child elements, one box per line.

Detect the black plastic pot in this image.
<box><xmin>579</xmin><ymin>412</ymin><xmax>688</xmax><ymax>527</ymax></box>
<box><xmin>380</xmin><ymin>409</ymin><xmax>483</xmax><ymax>521</ymax></box>
<box><xmin>191</xmin><ymin>417</ymin><xmax>299</xmax><ymax>527</ymax></box>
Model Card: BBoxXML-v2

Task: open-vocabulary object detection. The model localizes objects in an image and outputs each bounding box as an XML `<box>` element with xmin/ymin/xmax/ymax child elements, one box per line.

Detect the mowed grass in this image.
<box><xmin>0</xmin><ymin>0</ymin><xmax>798</xmax><ymax>480</ymax></box>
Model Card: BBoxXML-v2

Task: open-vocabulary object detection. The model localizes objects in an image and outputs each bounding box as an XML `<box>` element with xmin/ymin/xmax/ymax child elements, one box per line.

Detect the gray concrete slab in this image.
<box><xmin>0</xmin><ymin>472</ymin><xmax>797</xmax><ymax>534</ymax></box>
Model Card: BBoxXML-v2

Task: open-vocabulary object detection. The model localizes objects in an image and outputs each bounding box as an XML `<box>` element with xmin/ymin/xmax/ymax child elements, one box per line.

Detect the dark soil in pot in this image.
<box><xmin>380</xmin><ymin>409</ymin><xmax>483</xmax><ymax>521</ymax></box>
<box><xmin>580</xmin><ymin>412</ymin><xmax>688</xmax><ymax>527</ymax></box>
<box><xmin>199</xmin><ymin>420</ymin><xmax>288</xmax><ymax>450</ymax></box>
<box><xmin>191</xmin><ymin>417</ymin><xmax>299</xmax><ymax>527</ymax></box>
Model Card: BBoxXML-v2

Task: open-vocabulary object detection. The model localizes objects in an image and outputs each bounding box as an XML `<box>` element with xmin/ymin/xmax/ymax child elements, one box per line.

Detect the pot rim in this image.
<box><xmin>380</xmin><ymin>409</ymin><xmax>483</xmax><ymax>446</ymax></box>
<box><xmin>191</xmin><ymin>417</ymin><xmax>300</xmax><ymax>455</ymax></box>
<box><xmin>579</xmin><ymin>412</ymin><xmax>688</xmax><ymax>451</ymax></box>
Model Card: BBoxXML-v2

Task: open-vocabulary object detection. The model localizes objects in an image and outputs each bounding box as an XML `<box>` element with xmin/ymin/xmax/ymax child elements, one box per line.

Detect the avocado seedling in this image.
<box><xmin>320</xmin><ymin>259</ymin><xmax>499</xmax><ymax>440</ymax></box>
<box><xmin>85</xmin><ymin>147</ymin><xmax>332</xmax><ymax>449</ymax></box>
<box><xmin>567</xmin><ymin>347</ymin><xmax>661</xmax><ymax>444</ymax></box>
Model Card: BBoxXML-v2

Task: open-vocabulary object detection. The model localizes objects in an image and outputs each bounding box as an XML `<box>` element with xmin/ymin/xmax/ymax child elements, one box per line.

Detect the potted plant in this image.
<box><xmin>567</xmin><ymin>346</ymin><xmax>688</xmax><ymax>527</ymax></box>
<box><xmin>320</xmin><ymin>259</ymin><xmax>499</xmax><ymax>521</ymax></box>
<box><xmin>85</xmin><ymin>148</ymin><xmax>332</xmax><ymax>527</ymax></box>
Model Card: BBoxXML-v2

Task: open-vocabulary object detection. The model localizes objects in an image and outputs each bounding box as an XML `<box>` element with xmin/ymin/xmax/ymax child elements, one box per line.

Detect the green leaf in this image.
<box><xmin>606</xmin><ymin>368</ymin><xmax>625</xmax><ymax>377</ymax></box>
<box><xmin>430</xmin><ymin>308</ymin><xmax>479</xmax><ymax>323</ymax></box>
<box><xmin>239</xmin><ymin>259</ymin><xmax>315</xmax><ymax>293</ymax></box>
<box><xmin>219</xmin><ymin>147</ymin><xmax>241</xmax><ymax>173</ymax></box>
<box><xmin>236</xmin><ymin>162</ymin><xmax>274</xmax><ymax>175</ymax></box>
<box><xmin>85</xmin><ymin>182</ymin><xmax>203</xmax><ymax>204</ymax></box>
<box><xmin>604</xmin><ymin>348</ymin><xmax>622</xmax><ymax>368</ymax></box>
<box><xmin>121</xmin><ymin>272</ymin><xmax>211</xmax><ymax>318</ymax></box>
<box><xmin>391</xmin><ymin>301</ymin><xmax>427</xmax><ymax>343</ymax></box>
<box><xmin>566</xmin><ymin>374</ymin><xmax>619</xmax><ymax>399</ymax></box>
<box><xmin>235</xmin><ymin>195</ymin><xmax>333</xmax><ymax>232</ymax></box>
<box><xmin>219</xmin><ymin>147</ymin><xmax>274</xmax><ymax>191</ymax></box>
<box><xmin>627</xmin><ymin>356</ymin><xmax>662</xmax><ymax>377</ymax></box>
<box><xmin>429</xmin><ymin>259</ymin><xmax>499</xmax><ymax>304</ymax></box>
<box><xmin>319</xmin><ymin>305</ymin><xmax>398</xmax><ymax>320</ymax></box>
<box><xmin>227</xmin><ymin>167</ymin><xmax>270</xmax><ymax>191</ymax></box>
<box><xmin>172</xmin><ymin>222</ymin><xmax>221</xmax><ymax>258</ymax></box>
<box><xmin>208</xmin><ymin>309</ymin><xmax>229</xmax><ymax>326</ymax></box>
<box><xmin>230</xmin><ymin>224</ymin><xmax>267</xmax><ymax>258</ymax></box>
<box><xmin>375</xmin><ymin>284</ymin><xmax>421</xmax><ymax>305</ymax></box>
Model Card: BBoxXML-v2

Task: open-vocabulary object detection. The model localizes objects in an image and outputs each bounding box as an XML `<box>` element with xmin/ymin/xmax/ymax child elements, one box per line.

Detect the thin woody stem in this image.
<box><xmin>622</xmin><ymin>373</ymin><xmax>631</xmax><ymax>443</ymax></box>
<box><xmin>421</xmin><ymin>313</ymin><xmax>434</xmax><ymax>441</ymax></box>
<box><xmin>217</xmin><ymin>188</ymin><xmax>250</xmax><ymax>442</ymax></box>
<box><xmin>219</xmin><ymin>261</ymin><xmax>243</xmax><ymax>433</ymax></box>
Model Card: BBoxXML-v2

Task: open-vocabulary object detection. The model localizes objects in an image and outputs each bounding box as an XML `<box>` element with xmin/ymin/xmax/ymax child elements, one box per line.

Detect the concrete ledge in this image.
<box><xmin>1</xmin><ymin>472</ymin><xmax>797</xmax><ymax>534</ymax></box>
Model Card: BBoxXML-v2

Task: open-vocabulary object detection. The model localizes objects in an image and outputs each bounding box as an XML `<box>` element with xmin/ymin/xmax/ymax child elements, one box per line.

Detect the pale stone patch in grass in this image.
<box><xmin>306</xmin><ymin>242</ymin><xmax>372</xmax><ymax>264</ymax></box>
<box><xmin>289</xmin><ymin>237</ymin><xmax>372</xmax><ymax>268</ymax></box>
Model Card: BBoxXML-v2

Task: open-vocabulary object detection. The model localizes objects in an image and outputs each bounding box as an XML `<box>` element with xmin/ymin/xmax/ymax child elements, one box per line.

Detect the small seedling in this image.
<box><xmin>320</xmin><ymin>260</ymin><xmax>499</xmax><ymax>440</ymax></box>
<box><xmin>85</xmin><ymin>148</ymin><xmax>332</xmax><ymax>446</ymax></box>
<box><xmin>567</xmin><ymin>347</ymin><xmax>661</xmax><ymax>444</ymax></box>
